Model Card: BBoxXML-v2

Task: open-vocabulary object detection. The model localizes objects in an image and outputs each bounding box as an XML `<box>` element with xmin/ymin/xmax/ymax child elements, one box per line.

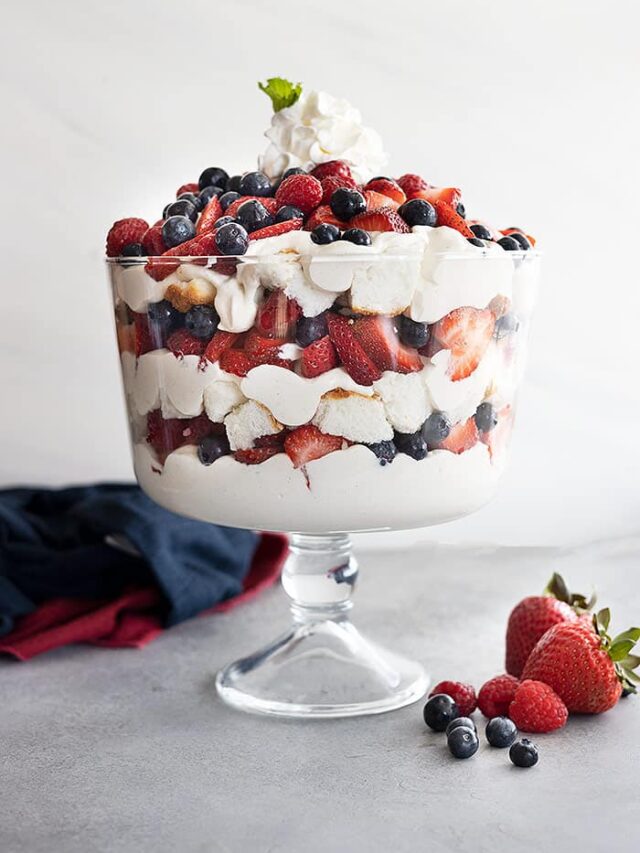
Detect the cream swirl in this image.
<box><xmin>259</xmin><ymin>90</ymin><xmax>388</xmax><ymax>183</ymax></box>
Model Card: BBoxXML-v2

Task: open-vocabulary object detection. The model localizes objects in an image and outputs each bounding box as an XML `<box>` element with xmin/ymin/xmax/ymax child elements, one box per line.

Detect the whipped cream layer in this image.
<box><xmin>133</xmin><ymin>441</ymin><xmax>502</xmax><ymax>533</ymax></box>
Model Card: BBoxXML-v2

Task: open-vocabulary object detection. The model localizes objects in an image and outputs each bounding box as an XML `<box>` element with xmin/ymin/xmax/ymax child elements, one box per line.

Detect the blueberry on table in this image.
<box><xmin>197</xmin><ymin>434</ymin><xmax>231</xmax><ymax>466</ymax></box>
<box><xmin>185</xmin><ymin>305</ymin><xmax>219</xmax><ymax>340</ymax></box>
<box><xmin>445</xmin><ymin>717</ymin><xmax>477</xmax><ymax>737</ymax></box>
<box><xmin>486</xmin><ymin>716</ymin><xmax>517</xmax><ymax>748</ymax></box>
<box><xmin>215</xmin><ymin>222</ymin><xmax>249</xmax><ymax>256</ymax></box>
<box><xmin>341</xmin><ymin>228</ymin><xmax>371</xmax><ymax>246</ymax></box>
<box><xmin>470</xmin><ymin>223</ymin><xmax>492</xmax><ymax>241</ymax></box>
<box><xmin>422</xmin><ymin>411</ymin><xmax>451</xmax><ymax>447</ymax></box>
<box><xmin>394</xmin><ymin>430</ymin><xmax>428</xmax><ymax>461</ymax></box>
<box><xmin>165</xmin><ymin>199</ymin><xmax>198</xmax><ymax>223</ymax></box>
<box><xmin>239</xmin><ymin>171</ymin><xmax>273</xmax><ymax>197</ymax></box>
<box><xmin>509</xmin><ymin>738</ymin><xmax>539</xmax><ymax>767</ymax></box>
<box><xmin>330</xmin><ymin>188</ymin><xmax>366</xmax><ymax>220</ymax></box>
<box><xmin>398</xmin><ymin>198</ymin><xmax>437</xmax><ymax>227</ymax></box>
<box><xmin>474</xmin><ymin>402</ymin><xmax>498</xmax><ymax>433</ymax></box>
<box><xmin>423</xmin><ymin>694</ymin><xmax>460</xmax><ymax>731</ymax></box>
<box><xmin>497</xmin><ymin>235</ymin><xmax>521</xmax><ymax>252</ymax></box>
<box><xmin>367</xmin><ymin>440</ymin><xmax>397</xmax><ymax>466</ymax></box>
<box><xmin>311</xmin><ymin>223</ymin><xmax>340</xmax><ymax>245</ymax></box>
<box><xmin>275</xmin><ymin>205</ymin><xmax>305</xmax><ymax>223</ymax></box>
<box><xmin>397</xmin><ymin>315</ymin><xmax>429</xmax><ymax>348</ymax></box>
<box><xmin>198</xmin><ymin>167</ymin><xmax>229</xmax><ymax>191</ymax></box>
<box><xmin>162</xmin><ymin>215</ymin><xmax>196</xmax><ymax>249</ymax></box>
<box><xmin>447</xmin><ymin>727</ymin><xmax>479</xmax><ymax>759</ymax></box>
<box><xmin>235</xmin><ymin>200</ymin><xmax>273</xmax><ymax>233</ymax></box>
<box><xmin>220</xmin><ymin>191</ymin><xmax>241</xmax><ymax>211</ymax></box>
<box><xmin>296</xmin><ymin>313</ymin><xmax>329</xmax><ymax>346</ymax></box>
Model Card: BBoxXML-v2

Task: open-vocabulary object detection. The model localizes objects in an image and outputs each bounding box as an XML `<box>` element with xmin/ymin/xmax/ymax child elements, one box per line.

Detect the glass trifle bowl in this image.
<box><xmin>107</xmin><ymin>229</ymin><xmax>539</xmax><ymax>718</ymax></box>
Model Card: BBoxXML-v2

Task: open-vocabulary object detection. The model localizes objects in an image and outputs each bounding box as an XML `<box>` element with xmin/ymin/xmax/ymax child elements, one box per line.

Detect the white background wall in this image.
<box><xmin>1</xmin><ymin>0</ymin><xmax>638</xmax><ymax>547</ymax></box>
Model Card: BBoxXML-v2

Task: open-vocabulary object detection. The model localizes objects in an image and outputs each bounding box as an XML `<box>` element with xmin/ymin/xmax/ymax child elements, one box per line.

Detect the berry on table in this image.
<box><xmin>330</xmin><ymin>188</ymin><xmax>366</xmax><ymax>221</ymax></box>
<box><xmin>422</xmin><ymin>411</ymin><xmax>452</xmax><ymax>447</ymax></box>
<box><xmin>311</xmin><ymin>223</ymin><xmax>340</xmax><ymax>245</ymax></box>
<box><xmin>215</xmin><ymin>222</ymin><xmax>249</xmax><ymax>256</ymax></box>
<box><xmin>162</xmin><ymin>215</ymin><xmax>196</xmax><ymax>249</ymax></box>
<box><xmin>509</xmin><ymin>739</ymin><xmax>539</xmax><ymax>768</ymax></box>
<box><xmin>508</xmin><ymin>680</ymin><xmax>568</xmax><ymax>733</ymax></box>
<box><xmin>341</xmin><ymin>228</ymin><xmax>371</xmax><ymax>246</ymax></box>
<box><xmin>478</xmin><ymin>675</ymin><xmax>520</xmax><ymax>718</ymax></box>
<box><xmin>198</xmin><ymin>167</ymin><xmax>229</xmax><ymax>191</ymax></box>
<box><xmin>474</xmin><ymin>402</ymin><xmax>498</xmax><ymax>433</ymax></box>
<box><xmin>275</xmin><ymin>204</ymin><xmax>305</xmax><ymax>223</ymax></box>
<box><xmin>423</xmin><ymin>693</ymin><xmax>460</xmax><ymax>732</ymax></box>
<box><xmin>398</xmin><ymin>198</ymin><xmax>437</xmax><ymax>227</ymax></box>
<box><xmin>394</xmin><ymin>430</ymin><xmax>428</xmax><ymax>461</ymax></box>
<box><xmin>296</xmin><ymin>313</ymin><xmax>329</xmax><ymax>347</ymax></box>
<box><xmin>470</xmin><ymin>223</ymin><xmax>492</xmax><ymax>240</ymax></box>
<box><xmin>429</xmin><ymin>680</ymin><xmax>477</xmax><ymax>716</ymax></box>
<box><xmin>235</xmin><ymin>199</ymin><xmax>273</xmax><ymax>233</ymax></box>
<box><xmin>397</xmin><ymin>315</ymin><xmax>429</xmax><ymax>349</ymax></box>
<box><xmin>445</xmin><ymin>717</ymin><xmax>477</xmax><ymax>737</ymax></box>
<box><xmin>485</xmin><ymin>716</ymin><xmax>517</xmax><ymax>748</ymax></box>
<box><xmin>197</xmin><ymin>434</ymin><xmax>231</xmax><ymax>466</ymax></box>
<box><xmin>220</xmin><ymin>191</ymin><xmax>241</xmax><ymax>211</ymax></box>
<box><xmin>447</xmin><ymin>727</ymin><xmax>479</xmax><ymax>759</ymax></box>
<box><xmin>497</xmin><ymin>235</ymin><xmax>521</xmax><ymax>251</ymax></box>
<box><xmin>275</xmin><ymin>174</ymin><xmax>323</xmax><ymax>215</ymax></box>
<box><xmin>165</xmin><ymin>199</ymin><xmax>198</xmax><ymax>222</ymax></box>
<box><xmin>366</xmin><ymin>440</ymin><xmax>397</xmax><ymax>466</ymax></box>
<box><xmin>185</xmin><ymin>305</ymin><xmax>219</xmax><ymax>340</ymax></box>
<box><xmin>239</xmin><ymin>171</ymin><xmax>273</xmax><ymax>197</ymax></box>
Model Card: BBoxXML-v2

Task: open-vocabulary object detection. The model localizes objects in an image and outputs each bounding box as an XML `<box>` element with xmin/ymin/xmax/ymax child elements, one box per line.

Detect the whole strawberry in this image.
<box><xmin>506</xmin><ymin>573</ymin><xmax>595</xmax><ymax>678</ymax></box>
<box><xmin>522</xmin><ymin>609</ymin><xmax>640</xmax><ymax>713</ymax></box>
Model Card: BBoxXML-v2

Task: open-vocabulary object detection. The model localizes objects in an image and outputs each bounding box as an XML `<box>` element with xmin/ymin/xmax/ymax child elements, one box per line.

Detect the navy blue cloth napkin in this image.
<box><xmin>0</xmin><ymin>485</ymin><xmax>259</xmax><ymax>637</ymax></box>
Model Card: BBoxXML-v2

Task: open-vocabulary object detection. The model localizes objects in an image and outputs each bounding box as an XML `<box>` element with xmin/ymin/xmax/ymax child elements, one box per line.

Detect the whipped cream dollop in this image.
<box><xmin>259</xmin><ymin>90</ymin><xmax>388</xmax><ymax>183</ymax></box>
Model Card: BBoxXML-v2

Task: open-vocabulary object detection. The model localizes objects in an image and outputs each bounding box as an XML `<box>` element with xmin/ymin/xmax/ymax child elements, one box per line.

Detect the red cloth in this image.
<box><xmin>0</xmin><ymin>533</ymin><xmax>287</xmax><ymax>661</ymax></box>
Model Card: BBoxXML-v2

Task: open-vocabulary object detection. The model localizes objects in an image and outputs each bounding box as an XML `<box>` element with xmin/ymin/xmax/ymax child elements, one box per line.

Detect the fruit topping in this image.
<box><xmin>429</xmin><ymin>680</ymin><xmax>477</xmax><ymax>716</ymax></box>
<box><xmin>284</xmin><ymin>424</ymin><xmax>343</xmax><ymax>468</ymax></box>
<box><xmin>300</xmin><ymin>335</ymin><xmax>338</xmax><ymax>378</ymax></box>
<box><xmin>311</xmin><ymin>223</ymin><xmax>340</xmax><ymax>245</ymax></box>
<box><xmin>326</xmin><ymin>313</ymin><xmax>382</xmax><ymax>386</ymax></box>
<box><xmin>275</xmin><ymin>174</ymin><xmax>323</xmax><ymax>215</ymax></box>
<box><xmin>432</xmin><ymin>307</ymin><xmax>495</xmax><ymax>381</ymax></box>
<box><xmin>106</xmin><ymin>218</ymin><xmax>149</xmax><ymax>257</ymax></box>
<box><xmin>349</xmin><ymin>207</ymin><xmax>410</xmax><ymax>233</ymax></box>
<box><xmin>329</xmin><ymin>187</ymin><xmax>367</xmax><ymax>221</ymax></box>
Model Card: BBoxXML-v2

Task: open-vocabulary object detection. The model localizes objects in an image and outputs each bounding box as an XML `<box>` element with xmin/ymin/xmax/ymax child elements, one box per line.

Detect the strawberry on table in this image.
<box><xmin>326</xmin><ymin>313</ymin><xmax>382</xmax><ymax>386</ymax></box>
<box><xmin>300</xmin><ymin>335</ymin><xmax>338</xmax><ymax>378</ymax></box>
<box><xmin>284</xmin><ymin>424</ymin><xmax>343</xmax><ymax>468</ymax></box>
<box><xmin>432</xmin><ymin>307</ymin><xmax>495</xmax><ymax>381</ymax></box>
<box><xmin>349</xmin><ymin>208</ymin><xmax>410</xmax><ymax>234</ymax></box>
<box><xmin>508</xmin><ymin>680</ymin><xmax>568</xmax><ymax>733</ymax></box>
<box><xmin>352</xmin><ymin>316</ymin><xmax>422</xmax><ymax>374</ymax></box>
<box><xmin>106</xmin><ymin>218</ymin><xmax>149</xmax><ymax>257</ymax></box>
<box><xmin>433</xmin><ymin>417</ymin><xmax>479</xmax><ymax>454</ymax></box>
<box><xmin>275</xmin><ymin>174</ymin><xmax>323</xmax><ymax>215</ymax></box>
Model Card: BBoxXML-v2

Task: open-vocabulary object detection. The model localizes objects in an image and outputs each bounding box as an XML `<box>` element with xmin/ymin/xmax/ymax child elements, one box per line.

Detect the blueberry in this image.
<box><xmin>509</xmin><ymin>738</ymin><xmax>539</xmax><ymax>768</ymax></box>
<box><xmin>121</xmin><ymin>242</ymin><xmax>145</xmax><ymax>257</ymax></box>
<box><xmin>423</xmin><ymin>694</ymin><xmax>460</xmax><ymax>732</ymax></box>
<box><xmin>220</xmin><ymin>191</ymin><xmax>240</xmax><ymax>211</ymax></box>
<box><xmin>456</xmin><ymin>202</ymin><xmax>466</xmax><ymax>218</ymax></box>
<box><xmin>330</xmin><ymin>188</ymin><xmax>366</xmax><ymax>220</ymax></box>
<box><xmin>215</xmin><ymin>222</ymin><xmax>249</xmax><ymax>256</ymax></box>
<box><xmin>422</xmin><ymin>411</ymin><xmax>451</xmax><ymax>446</ymax></box>
<box><xmin>275</xmin><ymin>205</ymin><xmax>305</xmax><ymax>223</ymax></box>
<box><xmin>198</xmin><ymin>167</ymin><xmax>229</xmax><ymax>191</ymax></box>
<box><xmin>445</xmin><ymin>717</ymin><xmax>477</xmax><ymax>737</ymax></box>
<box><xmin>311</xmin><ymin>223</ymin><xmax>340</xmax><ymax>245</ymax></box>
<box><xmin>197</xmin><ymin>434</ymin><xmax>231</xmax><ymax>466</ymax></box>
<box><xmin>508</xmin><ymin>231</ymin><xmax>531</xmax><ymax>250</ymax></box>
<box><xmin>397</xmin><ymin>315</ymin><xmax>429</xmax><ymax>348</ymax></box>
<box><xmin>178</xmin><ymin>191</ymin><xmax>201</xmax><ymax>210</ymax></box>
<box><xmin>497</xmin><ymin>235</ymin><xmax>521</xmax><ymax>252</ymax></box>
<box><xmin>235</xmin><ymin>199</ymin><xmax>273</xmax><ymax>233</ymax></box>
<box><xmin>467</xmin><ymin>237</ymin><xmax>485</xmax><ymax>248</ymax></box>
<box><xmin>214</xmin><ymin>216</ymin><xmax>235</xmax><ymax>229</ymax></box>
<box><xmin>198</xmin><ymin>185</ymin><xmax>225</xmax><ymax>206</ymax></box>
<box><xmin>283</xmin><ymin>167</ymin><xmax>307</xmax><ymax>179</ymax></box>
<box><xmin>494</xmin><ymin>313</ymin><xmax>520</xmax><ymax>339</ymax></box>
<box><xmin>162</xmin><ymin>215</ymin><xmax>196</xmax><ymax>249</ymax></box>
<box><xmin>148</xmin><ymin>299</ymin><xmax>180</xmax><ymax>331</ymax></box>
<box><xmin>165</xmin><ymin>199</ymin><xmax>198</xmax><ymax>223</ymax></box>
<box><xmin>367</xmin><ymin>440</ymin><xmax>397</xmax><ymax>466</ymax></box>
<box><xmin>470</xmin><ymin>223</ymin><xmax>492</xmax><ymax>241</ymax></box>
<box><xmin>398</xmin><ymin>198</ymin><xmax>437</xmax><ymax>227</ymax></box>
<box><xmin>394</xmin><ymin>430</ymin><xmax>428</xmax><ymax>461</ymax></box>
<box><xmin>485</xmin><ymin>716</ymin><xmax>517</xmax><ymax>748</ymax></box>
<box><xmin>239</xmin><ymin>171</ymin><xmax>272</xmax><ymax>197</ymax></box>
<box><xmin>341</xmin><ymin>228</ymin><xmax>371</xmax><ymax>246</ymax></box>
<box><xmin>227</xmin><ymin>175</ymin><xmax>242</xmax><ymax>193</ymax></box>
<box><xmin>185</xmin><ymin>305</ymin><xmax>219</xmax><ymax>340</ymax></box>
<box><xmin>447</xmin><ymin>727</ymin><xmax>479</xmax><ymax>759</ymax></box>
<box><xmin>296</xmin><ymin>313</ymin><xmax>329</xmax><ymax>347</ymax></box>
<box><xmin>475</xmin><ymin>402</ymin><xmax>498</xmax><ymax>433</ymax></box>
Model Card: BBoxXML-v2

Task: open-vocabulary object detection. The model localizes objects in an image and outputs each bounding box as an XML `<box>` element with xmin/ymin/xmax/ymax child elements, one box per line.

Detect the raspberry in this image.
<box><xmin>429</xmin><ymin>681</ymin><xmax>477</xmax><ymax>717</ymax></box>
<box><xmin>203</xmin><ymin>331</ymin><xmax>240</xmax><ymax>364</ymax></box>
<box><xmin>166</xmin><ymin>329</ymin><xmax>206</xmax><ymax>357</ymax></box>
<box><xmin>320</xmin><ymin>175</ymin><xmax>357</xmax><ymax>204</ymax></box>
<box><xmin>396</xmin><ymin>173</ymin><xmax>429</xmax><ymax>198</ymax></box>
<box><xmin>477</xmin><ymin>674</ymin><xmax>520</xmax><ymax>718</ymax></box>
<box><xmin>176</xmin><ymin>182</ymin><xmax>199</xmax><ymax>197</ymax></box>
<box><xmin>106</xmin><ymin>218</ymin><xmax>149</xmax><ymax>257</ymax></box>
<box><xmin>141</xmin><ymin>224</ymin><xmax>166</xmax><ymax>256</ymax></box>
<box><xmin>310</xmin><ymin>160</ymin><xmax>354</xmax><ymax>182</ymax></box>
<box><xmin>275</xmin><ymin>174</ymin><xmax>323</xmax><ymax>216</ymax></box>
<box><xmin>508</xmin><ymin>680</ymin><xmax>568</xmax><ymax>733</ymax></box>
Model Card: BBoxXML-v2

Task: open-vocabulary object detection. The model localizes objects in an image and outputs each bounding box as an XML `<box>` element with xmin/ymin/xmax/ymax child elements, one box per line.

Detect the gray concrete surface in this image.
<box><xmin>2</xmin><ymin>536</ymin><xmax>639</xmax><ymax>853</ymax></box>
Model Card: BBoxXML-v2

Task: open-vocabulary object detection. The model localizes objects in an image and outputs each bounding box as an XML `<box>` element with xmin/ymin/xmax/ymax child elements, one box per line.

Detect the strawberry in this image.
<box><xmin>349</xmin><ymin>208</ymin><xmax>410</xmax><ymax>234</ymax></box>
<box><xmin>275</xmin><ymin>174</ymin><xmax>323</xmax><ymax>215</ymax></box>
<box><xmin>176</xmin><ymin>182</ymin><xmax>199</xmax><ymax>197</ymax></box>
<box><xmin>304</xmin><ymin>205</ymin><xmax>347</xmax><ymax>231</ymax></box>
<box><xmin>203</xmin><ymin>330</ymin><xmax>240</xmax><ymax>364</ymax></box>
<box><xmin>141</xmin><ymin>223</ymin><xmax>166</xmax><ymax>256</ymax></box>
<box><xmin>310</xmin><ymin>160</ymin><xmax>354</xmax><ymax>182</ymax></box>
<box><xmin>146</xmin><ymin>411</ymin><xmax>214</xmax><ymax>459</ymax></box>
<box><xmin>106</xmin><ymin>218</ymin><xmax>149</xmax><ymax>257</ymax></box>
<box><xmin>364</xmin><ymin>178</ymin><xmax>406</xmax><ymax>206</ymax></box>
<box><xmin>363</xmin><ymin>190</ymin><xmax>400</xmax><ymax>211</ymax></box>
<box><xmin>414</xmin><ymin>187</ymin><xmax>462</xmax><ymax>207</ymax></box>
<box><xmin>505</xmin><ymin>572</ymin><xmax>594</xmax><ymax>678</ymax></box>
<box><xmin>352</xmin><ymin>316</ymin><xmax>422</xmax><ymax>374</ymax></box>
<box><xmin>284</xmin><ymin>424</ymin><xmax>343</xmax><ymax>468</ymax></box>
<box><xmin>249</xmin><ymin>219</ymin><xmax>303</xmax><ymax>241</ymax></box>
<box><xmin>429</xmin><ymin>681</ymin><xmax>477</xmax><ymax>716</ymax></box>
<box><xmin>224</xmin><ymin>196</ymin><xmax>279</xmax><ymax>219</ymax></box>
<box><xmin>508</xmin><ymin>680</ymin><xmax>568</xmax><ymax>733</ymax></box>
<box><xmin>254</xmin><ymin>432</ymin><xmax>287</xmax><ymax>450</ymax></box>
<box><xmin>432</xmin><ymin>199</ymin><xmax>474</xmax><ymax>237</ymax></box>
<box><xmin>133</xmin><ymin>312</ymin><xmax>160</xmax><ymax>356</ymax></box>
<box><xmin>234</xmin><ymin>446</ymin><xmax>281</xmax><ymax>465</ymax></box>
<box><xmin>396</xmin><ymin>173</ymin><xmax>430</xmax><ymax>198</ymax></box>
<box><xmin>477</xmin><ymin>674</ymin><xmax>520</xmax><ymax>718</ymax></box>
<box><xmin>487</xmin><ymin>295</ymin><xmax>511</xmax><ymax>319</ymax></box>
<box><xmin>144</xmin><ymin>232</ymin><xmax>219</xmax><ymax>281</ymax></box>
<box><xmin>166</xmin><ymin>328</ymin><xmax>206</xmax><ymax>357</ymax></box>
<box><xmin>300</xmin><ymin>335</ymin><xmax>338</xmax><ymax>378</ymax></box>
<box><xmin>522</xmin><ymin>610</ymin><xmax>640</xmax><ymax>713</ymax></box>
<box><xmin>219</xmin><ymin>349</ymin><xmax>254</xmax><ymax>377</ymax></box>
<box><xmin>326</xmin><ymin>313</ymin><xmax>382</xmax><ymax>386</ymax></box>
<box><xmin>256</xmin><ymin>291</ymin><xmax>301</xmax><ymax>339</ymax></box>
<box><xmin>196</xmin><ymin>195</ymin><xmax>223</xmax><ymax>234</ymax></box>
<box><xmin>434</xmin><ymin>417</ymin><xmax>479</xmax><ymax>454</ymax></box>
<box><xmin>244</xmin><ymin>330</ymin><xmax>287</xmax><ymax>361</ymax></box>
<box><xmin>321</xmin><ymin>174</ymin><xmax>358</xmax><ymax>204</ymax></box>
<box><xmin>432</xmin><ymin>307</ymin><xmax>495</xmax><ymax>381</ymax></box>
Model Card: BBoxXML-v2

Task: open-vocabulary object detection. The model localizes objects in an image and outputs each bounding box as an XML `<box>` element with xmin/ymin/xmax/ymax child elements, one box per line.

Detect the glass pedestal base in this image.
<box><xmin>215</xmin><ymin>534</ymin><xmax>429</xmax><ymax>718</ymax></box>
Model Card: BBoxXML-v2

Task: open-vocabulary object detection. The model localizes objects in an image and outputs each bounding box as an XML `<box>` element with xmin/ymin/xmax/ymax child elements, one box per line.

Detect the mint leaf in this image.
<box><xmin>258</xmin><ymin>77</ymin><xmax>302</xmax><ymax>112</ymax></box>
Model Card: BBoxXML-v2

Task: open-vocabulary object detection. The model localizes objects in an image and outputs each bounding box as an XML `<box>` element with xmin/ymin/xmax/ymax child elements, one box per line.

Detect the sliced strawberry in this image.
<box><xmin>249</xmin><ymin>219</ymin><xmax>303</xmax><ymax>241</ymax></box>
<box><xmin>321</xmin><ymin>175</ymin><xmax>358</xmax><ymax>204</ymax></box>
<box><xmin>310</xmin><ymin>160</ymin><xmax>354</xmax><ymax>182</ymax></box>
<box><xmin>349</xmin><ymin>208</ymin><xmax>410</xmax><ymax>234</ymax></box>
<box><xmin>106</xmin><ymin>218</ymin><xmax>149</xmax><ymax>257</ymax></box>
<box><xmin>244</xmin><ymin>330</ymin><xmax>287</xmax><ymax>359</ymax></box>
<box><xmin>133</xmin><ymin>312</ymin><xmax>159</xmax><ymax>356</ymax></box>
<box><xmin>141</xmin><ymin>223</ymin><xmax>166</xmax><ymax>256</ymax></box>
<box><xmin>432</xmin><ymin>307</ymin><xmax>495</xmax><ymax>381</ymax></box>
<box><xmin>300</xmin><ymin>335</ymin><xmax>338</xmax><ymax>378</ymax></box>
<box><xmin>256</xmin><ymin>291</ymin><xmax>301</xmax><ymax>338</ymax></box>
<box><xmin>480</xmin><ymin>405</ymin><xmax>514</xmax><ymax>459</ymax></box>
<box><xmin>304</xmin><ymin>205</ymin><xmax>348</xmax><ymax>231</ymax></box>
<box><xmin>365</xmin><ymin>178</ymin><xmax>406</xmax><ymax>206</ymax></box>
<box><xmin>144</xmin><ymin>232</ymin><xmax>219</xmax><ymax>281</ymax></box>
<box><xmin>275</xmin><ymin>174</ymin><xmax>323</xmax><ymax>216</ymax></box>
<box><xmin>224</xmin><ymin>196</ymin><xmax>279</xmax><ymax>218</ymax></box>
<box><xmin>219</xmin><ymin>349</ymin><xmax>254</xmax><ymax>377</ymax></box>
<box><xmin>176</xmin><ymin>182</ymin><xmax>199</xmax><ymax>197</ymax></box>
<box><xmin>196</xmin><ymin>195</ymin><xmax>223</xmax><ymax>234</ymax></box>
<box><xmin>432</xmin><ymin>200</ymin><xmax>474</xmax><ymax>238</ymax></box>
<box><xmin>363</xmin><ymin>190</ymin><xmax>400</xmax><ymax>212</ymax></box>
<box><xmin>234</xmin><ymin>446</ymin><xmax>281</xmax><ymax>465</ymax></box>
<box><xmin>203</xmin><ymin>330</ymin><xmax>240</xmax><ymax>364</ymax></box>
<box><xmin>284</xmin><ymin>424</ymin><xmax>343</xmax><ymax>468</ymax></box>
<box><xmin>435</xmin><ymin>417</ymin><xmax>479</xmax><ymax>454</ymax></box>
<box><xmin>396</xmin><ymin>174</ymin><xmax>430</xmax><ymax>198</ymax></box>
<box><xmin>326</xmin><ymin>313</ymin><xmax>381</xmax><ymax>386</ymax></box>
<box><xmin>353</xmin><ymin>316</ymin><xmax>422</xmax><ymax>374</ymax></box>
<box><xmin>166</xmin><ymin>328</ymin><xmax>206</xmax><ymax>357</ymax></box>
<box><xmin>254</xmin><ymin>432</ymin><xmax>287</xmax><ymax>449</ymax></box>
<box><xmin>414</xmin><ymin>187</ymin><xmax>462</xmax><ymax>207</ymax></box>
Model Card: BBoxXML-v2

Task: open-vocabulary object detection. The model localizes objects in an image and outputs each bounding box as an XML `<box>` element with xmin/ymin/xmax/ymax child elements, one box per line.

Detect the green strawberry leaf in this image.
<box><xmin>611</xmin><ymin>627</ymin><xmax>640</xmax><ymax>646</ymax></box>
<box><xmin>596</xmin><ymin>607</ymin><xmax>611</xmax><ymax>634</ymax></box>
<box><xmin>545</xmin><ymin>572</ymin><xmax>595</xmax><ymax>611</ymax></box>
<box><xmin>609</xmin><ymin>640</ymin><xmax>637</xmax><ymax>661</ymax></box>
<box><xmin>258</xmin><ymin>77</ymin><xmax>302</xmax><ymax>112</ymax></box>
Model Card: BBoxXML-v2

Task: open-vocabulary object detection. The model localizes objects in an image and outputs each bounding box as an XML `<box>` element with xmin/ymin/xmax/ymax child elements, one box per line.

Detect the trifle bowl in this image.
<box><xmin>105</xmin><ymin>78</ymin><xmax>540</xmax><ymax>717</ymax></box>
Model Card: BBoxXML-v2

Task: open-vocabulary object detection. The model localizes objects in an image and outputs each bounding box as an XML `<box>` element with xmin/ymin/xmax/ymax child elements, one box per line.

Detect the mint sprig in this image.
<box><xmin>258</xmin><ymin>77</ymin><xmax>302</xmax><ymax>112</ymax></box>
